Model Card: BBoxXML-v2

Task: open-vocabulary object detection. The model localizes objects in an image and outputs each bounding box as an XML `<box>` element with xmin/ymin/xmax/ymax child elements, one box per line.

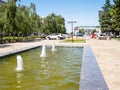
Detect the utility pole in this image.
<box><xmin>68</xmin><ymin>21</ymin><xmax>77</xmax><ymax>42</ymax></box>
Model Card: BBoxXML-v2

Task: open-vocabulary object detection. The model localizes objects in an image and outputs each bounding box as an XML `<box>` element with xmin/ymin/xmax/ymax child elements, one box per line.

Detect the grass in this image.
<box><xmin>64</xmin><ymin>37</ymin><xmax>85</xmax><ymax>43</ymax></box>
<box><xmin>112</xmin><ymin>37</ymin><xmax>120</xmax><ymax>41</ymax></box>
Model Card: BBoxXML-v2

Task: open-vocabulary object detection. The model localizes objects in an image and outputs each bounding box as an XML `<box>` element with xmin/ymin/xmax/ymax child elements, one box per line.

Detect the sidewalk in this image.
<box><xmin>0</xmin><ymin>40</ymin><xmax>87</xmax><ymax>56</ymax></box>
<box><xmin>87</xmin><ymin>39</ymin><xmax>120</xmax><ymax>90</ymax></box>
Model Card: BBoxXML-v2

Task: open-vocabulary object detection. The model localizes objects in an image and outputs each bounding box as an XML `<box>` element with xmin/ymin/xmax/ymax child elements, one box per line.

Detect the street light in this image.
<box><xmin>68</xmin><ymin>21</ymin><xmax>77</xmax><ymax>42</ymax></box>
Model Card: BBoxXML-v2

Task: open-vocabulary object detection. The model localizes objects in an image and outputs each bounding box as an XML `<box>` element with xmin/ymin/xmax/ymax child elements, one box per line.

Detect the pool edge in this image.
<box><xmin>0</xmin><ymin>45</ymin><xmax>41</xmax><ymax>58</ymax></box>
<box><xmin>80</xmin><ymin>46</ymin><xmax>109</xmax><ymax>90</ymax></box>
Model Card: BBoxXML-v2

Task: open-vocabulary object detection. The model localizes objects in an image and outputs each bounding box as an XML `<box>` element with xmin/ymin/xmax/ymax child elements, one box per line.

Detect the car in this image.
<box><xmin>90</xmin><ymin>33</ymin><xmax>97</xmax><ymax>38</ymax></box>
<box><xmin>62</xmin><ymin>34</ymin><xmax>71</xmax><ymax>38</ymax></box>
<box><xmin>76</xmin><ymin>33</ymin><xmax>83</xmax><ymax>37</ymax></box>
<box><xmin>97</xmin><ymin>34</ymin><xmax>111</xmax><ymax>40</ymax></box>
<box><xmin>46</xmin><ymin>33</ymin><xmax>65</xmax><ymax>40</ymax></box>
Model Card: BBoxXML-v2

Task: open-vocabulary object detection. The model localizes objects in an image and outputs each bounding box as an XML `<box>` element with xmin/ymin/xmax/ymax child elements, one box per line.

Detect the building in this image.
<box><xmin>74</xmin><ymin>26</ymin><xmax>100</xmax><ymax>36</ymax></box>
<box><xmin>98</xmin><ymin>10</ymin><xmax>104</xmax><ymax>18</ymax></box>
<box><xmin>0</xmin><ymin>0</ymin><xmax>5</xmax><ymax>6</ymax></box>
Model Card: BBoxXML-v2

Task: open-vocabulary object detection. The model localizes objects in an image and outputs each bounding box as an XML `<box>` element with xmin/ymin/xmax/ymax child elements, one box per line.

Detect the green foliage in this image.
<box><xmin>2</xmin><ymin>35</ymin><xmax>45</xmax><ymax>43</ymax></box>
<box><xmin>0</xmin><ymin>2</ymin><xmax>7</xmax><ymax>33</ymax></box>
<box><xmin>0</xmin><ymin>1</ymin><xmax>42</xmax><ymax>37</ymax></box>
<box><xmin>0</xmin><ymin>0</ymin><xmax>66</xmax><ymax>43</ymax></box>
<box><xmin>99</xmin><ymin>0</ymin><xmax>120</xmax><ymax>34</ymax></box>
<box><xmin>79</xmin><ymin>29</ymin><xmax>85</xmax><ymax>34</ymax></box>
<box><xmin>99</xmin><ymin>0</ymin><xmax>112</xmax><ymax>33</ymax></box>
<box><xmin>112</xmin><ymin>0</ymin><xmax>120</xmax><ymax>31</ymax></box>
<box><xmin>41</xmin><ymin>13</ymin><xmax>66</xmax><ymax>34</ymax></box>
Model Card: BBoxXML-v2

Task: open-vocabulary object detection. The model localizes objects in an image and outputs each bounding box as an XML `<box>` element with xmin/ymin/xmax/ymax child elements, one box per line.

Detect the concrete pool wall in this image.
<box><xmin>0</xmin><ymin>44</ymin><xmax>108</xmax><ymax>90</ymax></box>
<box><xmin>80</xmin><ymin>46</ymin><xmax>108</xmax><ymax>90</ymax></box>
<box><xmin>0</xmin><ymin>45</ymin><xmax>40</xmax><ymax>58</ymax></box>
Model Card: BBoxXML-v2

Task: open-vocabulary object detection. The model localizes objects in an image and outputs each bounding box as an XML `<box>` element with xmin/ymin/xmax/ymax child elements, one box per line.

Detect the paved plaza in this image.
<box><xmin>87</xmin><ymin>39</ymin><xmax>120</xmax><ymax>90</ymax></box>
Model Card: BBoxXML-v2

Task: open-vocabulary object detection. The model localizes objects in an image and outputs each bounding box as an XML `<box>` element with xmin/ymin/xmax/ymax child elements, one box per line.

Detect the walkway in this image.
<box><xmin>87</xmin><ymin>39</ymin><xmax>120</xmax><ymax>90</ymax></box>
<box><xmin>0</xmin><ymin>40</ymin><xmax>86</xmax><ymax>56</ymax></box>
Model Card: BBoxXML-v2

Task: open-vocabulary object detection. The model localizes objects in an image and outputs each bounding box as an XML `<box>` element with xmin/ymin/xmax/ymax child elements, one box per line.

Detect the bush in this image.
<box><xmin>3</xmin><ymin>37</ymin><xmax>15</xmax><ymax>43</ymax></box>
<box><xmin>2</xmin><ymin>36</ymin><xmax>44</xmax><ymax>43</ymax></box>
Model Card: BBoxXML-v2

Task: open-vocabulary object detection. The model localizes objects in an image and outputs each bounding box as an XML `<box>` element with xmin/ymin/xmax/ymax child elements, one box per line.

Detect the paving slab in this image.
<box><xmin>87</xmin><ymin>39</ymin><xmax>120</xmax><ymax>90</ymax></box>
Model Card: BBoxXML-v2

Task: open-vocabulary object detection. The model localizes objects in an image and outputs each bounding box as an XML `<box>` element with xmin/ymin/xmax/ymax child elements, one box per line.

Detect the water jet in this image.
<box><xmin>51</xmin><ymin>43</ymin><xmax>57</xmax><ymax>51</ymax></box>
<box><xmin>40</xmin><ymin>45</ymin><xmax>46</xmax><ymax>58</ymax></box>
<box><xmin>16</xmin><ymin>55</ymin><xmax>23</xmax><ymax>72</ymax></box>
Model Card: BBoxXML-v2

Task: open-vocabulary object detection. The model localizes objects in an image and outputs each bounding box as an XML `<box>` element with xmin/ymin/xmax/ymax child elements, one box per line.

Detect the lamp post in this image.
<box><xmin>68</xmin><ymin>21</ymin><xmax>77</xmax><ymax>42</ymax></box>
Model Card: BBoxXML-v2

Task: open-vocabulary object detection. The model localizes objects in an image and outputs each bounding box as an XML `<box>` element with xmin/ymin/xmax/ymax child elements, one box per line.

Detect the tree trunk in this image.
<box><xmin>0</xmin><ymin>34</ymin><xmax>3</xmax><ymax>44</ymax></box>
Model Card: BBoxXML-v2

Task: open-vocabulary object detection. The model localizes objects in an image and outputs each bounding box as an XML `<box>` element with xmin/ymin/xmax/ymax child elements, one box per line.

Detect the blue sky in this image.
<box><xmin>4</xmin><ymin>0</ymin><xmax>113</xmax><ymax>32</ymax></box>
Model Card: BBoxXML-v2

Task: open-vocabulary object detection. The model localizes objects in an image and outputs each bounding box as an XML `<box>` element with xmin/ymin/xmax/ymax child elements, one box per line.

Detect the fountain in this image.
<box><xmin>0</xmin><ymin>47</ymin><xmax>83</xmax><ymax>90</ymax></box>
<box><xmin>40</xmin><ymin>45</ymin><xmax>46</xmax><ymax>58</ymax></box>
<box><xmin>16</xmin><ymin>55</ymin><xmax>23</xmax><ymax>72</ymax></box>
<box><xmin>51</xmin><ymin>43</ymin><xmax>57</xmax><ymax>51</ymax></box>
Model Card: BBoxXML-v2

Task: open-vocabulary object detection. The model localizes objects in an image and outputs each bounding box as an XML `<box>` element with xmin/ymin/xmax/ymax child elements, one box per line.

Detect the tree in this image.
<box><xmin>0</xmin><ymin>2</ymin><xmax>6</xmax><ymax>33</ymax></box>
<box><xmin>55</xmin><ymin>15</ymin><xmax>66</xmax><ymax>33</ymax></box>
<box><xmin>29</xmin><ymin>3</ymin><xmax>42</xmax><ymax>35</ymax></box>
<box><xmin>0</xmin><ymin>0</ymin><xmax>66</xmax><ymax>43</ymax></box>
<box><xmin>99</xmin><ymin>0</ymin><xmax>112</xmax><ymax>34</ymax></box>
<box><xmin>41</xmin><ymin>13</ymin><xmax>66</xmax><ymax>34</ymax></box>
<box><xmin>0</xmin><ymin>1</ymin><xmax>7</xmax><ymax>43</ymax></box>
<box><xmin>15</xmin><ymin>5</ymin><xmax>28</xmax><ymax>36</ymax></box>
<box><xmin>112</xmin><ymin>0</ymin><xmax>120</xmax><ymax>35</ymax></box>
<box><xmin>5</xmin><ymin>0</ymin><xmax>17</xmax><ymax>36</ymax></box>
<box><xmin>79</xmin><ymin>29</ymin><xmax>85</xmax><ymax>34</ymax></box>
<box><xmin>15</xmin><ymin>3</ymin><xmax>42</xmax><ymax>37</ymax></box>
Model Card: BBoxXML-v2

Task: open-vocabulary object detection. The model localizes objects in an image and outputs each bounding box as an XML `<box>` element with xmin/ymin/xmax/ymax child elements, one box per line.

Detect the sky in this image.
<box><xmin>3</xmin><ymin>0</ymin><xmax>113</xmax><ymax>33</ymax></box>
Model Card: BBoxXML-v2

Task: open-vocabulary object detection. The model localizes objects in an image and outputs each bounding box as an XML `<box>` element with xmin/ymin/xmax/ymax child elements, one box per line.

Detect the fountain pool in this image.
<box><xmin>0</xmin><ymin>46</ymin><xmax>83</xmax><ymax>90</ymax></box>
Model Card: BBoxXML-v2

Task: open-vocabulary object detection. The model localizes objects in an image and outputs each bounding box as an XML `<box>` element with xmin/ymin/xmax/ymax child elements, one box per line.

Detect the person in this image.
<box><xmin>91</xmin><ymin>33</ymin><xmax>96</xmax><ymax>38</ymax></box>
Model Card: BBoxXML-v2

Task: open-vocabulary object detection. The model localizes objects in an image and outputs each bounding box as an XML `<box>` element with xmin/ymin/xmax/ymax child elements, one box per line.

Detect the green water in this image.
<box><xmin>0</xmin><ymin>46</ymin><xmax>83</xmax><ymax>90</ymax></box>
